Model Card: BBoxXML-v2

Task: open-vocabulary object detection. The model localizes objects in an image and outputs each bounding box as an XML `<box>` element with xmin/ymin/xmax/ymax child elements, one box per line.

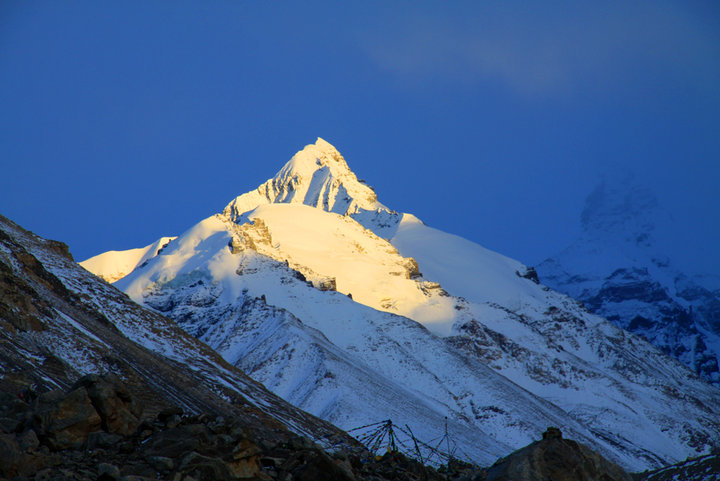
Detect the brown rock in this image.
<box><xmin>0</xmin><ymin>434</ymin><xmax>23</xmax><ymax>477</ymax></box>
<box><xmin>87</xmin><ymin>431</ymin><xmax>123</xmax><ymax>450</ymax></box>
<box><xmin>144</xmin><ymin>424</ymin><xmax>212</xmax><ymax>459</ymax></box>
<box><xmin>30</xmin><ymin>387</ymin><xmax>102</xmax><ymax>450</ymax></box>
<box><xmin>228</xmin><ymin>438</ymin><xmax>262</xmax><ymax>478</ymax></box>
<box><xmin>542</xmin><ymin>426</ymin><xmax>562</xmax><ymax>439</ymax></box>
<box><xmin>72</xmin><ymin>374</ymin><xmax>142</xmax><ymax>436</ymax></box>
<box><xmin>17</xmin><ymin>429</ymin><xmax>39</xmax><ymax>451</ymax></box>
<box><xmin>98</xmin><ymin>462</ymin><xmax>121</xmax><ymax>481</ymax></box>
<box><xmin>178</xmin><ymin>451</ymin><xmax>233</xmax><ymax>481</ymax></box>
<box><xmin>292</xmin><ymin>450</ymin><xmax>356</xmax><ymax>481</ymax></box>
<box><xmin>146</xmin><ymin>455</ymin><xmax>174</xmax><ymax>473</ymax></box>
<box><xmin>485</xmin><ymin>436</ymin><xmax>631</xmax><ymax>481</ymax></box>
<box><xmin>0</xmin><ymin>417</ymin><xmax>21</xmax><ymax>434</ymax></box>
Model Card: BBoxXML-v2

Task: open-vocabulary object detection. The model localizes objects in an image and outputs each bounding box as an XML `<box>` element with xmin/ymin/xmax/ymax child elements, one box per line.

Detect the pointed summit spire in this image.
<box><xmin>580</xmin><ymin>174</ymin><xmax>666</xmax><ymax>247</ymax></box>
<box><xmin>223</xmin><ymin>139</ymin><xmax>400</xmax><ymax>235</ymax></box>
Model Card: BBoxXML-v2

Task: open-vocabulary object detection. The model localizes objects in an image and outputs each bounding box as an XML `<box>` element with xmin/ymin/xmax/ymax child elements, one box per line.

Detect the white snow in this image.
<box><xmin>80</xmin><ymin>236</ymin><xmax>176</xmax><ymax>282</ymax></box>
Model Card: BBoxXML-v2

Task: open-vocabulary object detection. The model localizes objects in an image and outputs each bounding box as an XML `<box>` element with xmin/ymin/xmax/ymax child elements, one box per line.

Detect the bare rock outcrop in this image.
<box><xmin>484</xmin><ymin>428</ymin><xmax>632</xmax><ymax>481</ymax></box>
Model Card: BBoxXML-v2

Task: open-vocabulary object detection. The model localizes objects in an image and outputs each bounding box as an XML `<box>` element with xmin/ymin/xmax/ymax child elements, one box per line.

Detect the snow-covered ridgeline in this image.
<box><xmin>80</xmin><ymin>236</ymin><xmax>176</xmax><ymax>283</ymax></box>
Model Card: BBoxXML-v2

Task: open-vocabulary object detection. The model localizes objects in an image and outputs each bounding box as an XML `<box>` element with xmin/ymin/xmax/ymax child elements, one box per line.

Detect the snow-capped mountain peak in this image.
<box><xmin>223</xmin><ymin>138</ymin><xmax>397</xmax><ymax>235</ymax></box>
<box><xmin>83</xmin><ymin>140</ymin><xmax>720</xmax><ymax>471</ymax></box>
<box><xmin>539</xmin><ymin>177</ymin><xmax>720</xmax><ymax>385</ymax></box>
<box><xmin>580</xmin><ymin>175</ymin><xmax>663</xmax><ymax>247</ymax></box>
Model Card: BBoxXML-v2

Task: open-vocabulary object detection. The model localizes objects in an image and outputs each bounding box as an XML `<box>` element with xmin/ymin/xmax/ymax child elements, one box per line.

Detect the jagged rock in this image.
<box><xmin>144</xmin><ymin>424</ymin><xmax>212</xmax><ymax>459</ymax></box>
<box><xmin>229</xmin><ymin>232</ymin><xmax>256</xmax><ymax>254</ymax></box>
<box><xmin>0</xmin><ymin>417</ymin><xmax>21</xmax><ymax>434</ymax></box>
<box><xmin>314</xmin><ymin>277</ymin><xmax>336</xmax><ymax>292</ymax></box>
<box><xmin>16</xmin><ymin>429</ymin><xmax>39</xmax><ymax>452</ymax></box>
<box><xmin>404</xmin><ymin>257</ymin><xmax>421</xmax><ymax>279</ymax></box>
<box><xmin>29</xmin><ymin>387</ymin><xmax>102</xmax><ymax>450</ymax></box>
<box><xmin>484</xmin><ymin>433</ymin><xmax>632</xmax><ymax>481</ymax></box>
<box><xmin>516</xmin><ymin>267</ymin><xmax>539</xmax><ymax>284</ymax></box>
<box><xmin>97</xmin><ymin>462</ymin><xmax>121</xmax><ymax>481</ymax></box>
<box><xmin>71</xmin><ymin>374</ymin><xmax>142</xmax><ymax>436</ymax></box>
<box><xmin>87</xmin><ymin>431</ymin><xmax>123</xmax><ymax>450</ymax></box>
<box><xmin>542</xmin><ymin>426</ymin><xmax>562</xmax><ymax>439</ymax></box>
<box><xmin>291</xmin><ymin>450</ymin><xmax>356</xmax><ymax>481</ymax></box>
<box><xmin>157</xmin><ymin>406</ymin><xmax>183</xmax><ymax>428</ymax></box>
<box><xmin>634</xmin><ymin>453</ymin><xmax>720</xmax><ymax>481</ymax></box>
<box><xmin>45</xmin><ymin>239</ymin><xmax>73</xmax><ymax>261</ymax></box>
<box><xmin>145</xmin><ymin>455</ymin><xmax>174</xmax><ymax>473</ymax></box>
<box><xmin>0</xmin><ymin>434</ymin><xmax>24</xmax><ymax>477</ymax></box>
<box><xmin>178</xmin><ymin>451</ymin><xmax>233</xmax><ymax>481</ymax></box>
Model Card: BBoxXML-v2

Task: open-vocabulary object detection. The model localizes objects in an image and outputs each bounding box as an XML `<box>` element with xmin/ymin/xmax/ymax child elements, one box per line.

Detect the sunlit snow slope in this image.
<box><xmin>91</xmin><ymin>138</ymin><xmax>720</xmax><ymax>471</ymax></box>
<box><xmin>80</xmin><ymin>236</ymin><xmax>176</xmax><ymax>283</ymax></box>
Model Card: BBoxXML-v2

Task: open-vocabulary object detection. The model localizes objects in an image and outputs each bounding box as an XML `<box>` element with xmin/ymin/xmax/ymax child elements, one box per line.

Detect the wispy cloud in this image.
<box><xmin>361</xmin><ymin>2</ymin><xmax>720</xmax><ymax>96</ymax></box>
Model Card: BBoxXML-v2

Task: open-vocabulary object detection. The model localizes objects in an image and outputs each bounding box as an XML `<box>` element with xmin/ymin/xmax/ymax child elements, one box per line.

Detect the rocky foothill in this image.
<box><xmin>0</xmin><ymin>374</ymin><xmax>472</xmax><ymax>481</ymax></box>
<box><xmin>0</xmin><ymin>374</ymin><xmax>641</xmax><ymax>481</ymax></box>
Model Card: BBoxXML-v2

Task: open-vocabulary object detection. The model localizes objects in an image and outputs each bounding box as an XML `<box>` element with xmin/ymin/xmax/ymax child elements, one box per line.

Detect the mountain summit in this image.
<box><xmin>223</xmin><ymin>138</ymin><xmax>401</xmax><ymax>237</ymax></box>
<box><xmin>580</xmin><ymin>176</ymin><xmax>663</xmax><ymax>247</ymax></box>
<box><xmin>84</xmin><ymin>140</ymin><xmax>720</xmax><ymax>471</ymax></box>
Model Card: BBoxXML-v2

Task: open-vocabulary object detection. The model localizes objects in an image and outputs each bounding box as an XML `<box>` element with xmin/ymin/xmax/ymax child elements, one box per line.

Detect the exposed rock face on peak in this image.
<box><xmin>539</xmin><ymin>179</ymin><xmax>720</xmax><ymax>385</ymax></box>
<box><xmin>223</xmin><ymin>137</ymin><xmax>402</xmax><ymax>238</ymax></box>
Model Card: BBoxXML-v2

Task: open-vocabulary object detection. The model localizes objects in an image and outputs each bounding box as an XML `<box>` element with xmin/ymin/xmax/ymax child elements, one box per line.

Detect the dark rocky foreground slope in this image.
<box><xmin>0</xmin><ymin>374</ymin><xmax>638</xmax><ymax>481</ymax></box>
<box><xmin>0</xmin><ymin>374</ymin><xmax>452</xmax><ymax>481</ymax></box>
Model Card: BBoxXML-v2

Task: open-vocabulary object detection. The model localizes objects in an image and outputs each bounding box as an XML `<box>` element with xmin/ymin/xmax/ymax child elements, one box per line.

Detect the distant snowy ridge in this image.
<box><xmin>538</xmin><ymin>178</ymin><xmax>720</xmax><ymax>385</ymax></box>
<box><xmin>88</xmin><ymin>139</ymin><xmax>720</xmax><ymax>471</ymax></box>
<box><xmin>80</xmin><ymin>236</ymin><xmax>176</xmax><ymax>283</ymax></box>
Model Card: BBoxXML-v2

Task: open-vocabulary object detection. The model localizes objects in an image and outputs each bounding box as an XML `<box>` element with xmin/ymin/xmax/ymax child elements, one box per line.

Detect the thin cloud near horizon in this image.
<box><xmin>361</xmin><ymin>2</ymin><xmax>720</xmax><ymax>97</ymax></box>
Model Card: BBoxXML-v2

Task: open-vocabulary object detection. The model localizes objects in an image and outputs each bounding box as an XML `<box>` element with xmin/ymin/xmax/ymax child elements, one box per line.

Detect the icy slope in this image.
<box><xmin>117</xmin><ymin>212</ymin><xmax>611</xmax><ymax>466</ymax></box>
<box><xmin>538</xmin><ymin>179</ymin><xmax>720</xmax><ymax>385</ymax></box>
<box><xmin>80</xmin><ymin>236</ymin><xmax>176</xmax><ymax>283</ymax></box>
<box><xmin>391</xmin><ymin>215</ymin><xmax>720</xmax><ymax>466</ymax></box>
<box><xmin>103</xmin><ymin>139</ymin><xmax>720</xmax><ymax>470</ymax></box>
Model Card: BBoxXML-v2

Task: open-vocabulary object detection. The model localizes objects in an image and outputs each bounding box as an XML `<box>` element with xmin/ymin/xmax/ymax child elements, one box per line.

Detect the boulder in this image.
<box><xmin>178</xmin><ymin>451</ymin><xmax>233</xmax><ymax>481</ymax></box>
<box><xmin>71</xmin><ymin>374</ymin><xmax>142</xmax><ymax>435</ymax></box>
<box><xmin>485</xmin><ymin>429</ymin><xmax>631</xmax><ymax>481</ymax></box>
<box><xmin>29</xmin><ymin>387</ymin><xmax>101</xmax><ymax>450</ymax></box>
<box><xmin>0</xmin><ymin>434</ymin><xmax>24</xmax><ymax>477</ymax></box>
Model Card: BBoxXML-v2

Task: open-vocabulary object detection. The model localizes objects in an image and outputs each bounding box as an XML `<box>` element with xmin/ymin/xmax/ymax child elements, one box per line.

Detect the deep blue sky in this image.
<box><xmin>1</xmin><ymin>1</ymin><xmax>719</xmax><ymax>275</ymax></box>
